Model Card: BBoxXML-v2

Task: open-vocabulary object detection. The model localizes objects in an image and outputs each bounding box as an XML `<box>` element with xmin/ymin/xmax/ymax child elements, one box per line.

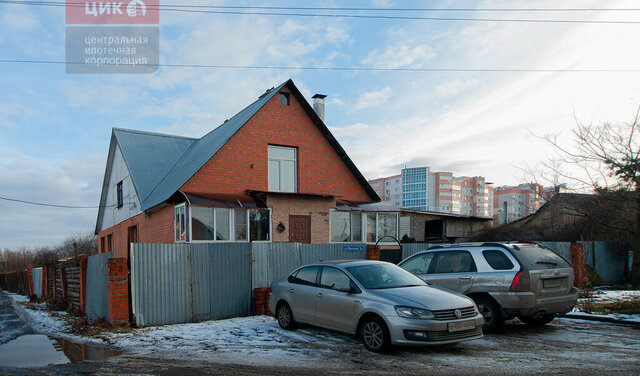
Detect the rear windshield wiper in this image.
<box><xmin>536</xmin><ymin>260</ymin><xmax>558</xmax><ymax>266</ymax></box>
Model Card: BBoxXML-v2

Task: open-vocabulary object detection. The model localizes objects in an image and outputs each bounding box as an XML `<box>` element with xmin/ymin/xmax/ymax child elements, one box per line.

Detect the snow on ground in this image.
<box><xmin>571</xmin><ymin>288</ymin><xmax>640</xmax><ymax>323</ymax></box>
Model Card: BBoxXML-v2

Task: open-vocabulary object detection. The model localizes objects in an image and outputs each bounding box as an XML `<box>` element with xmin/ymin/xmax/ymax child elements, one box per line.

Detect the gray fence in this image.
<box><xmin>130</xmin><ymin>243</ymin><xmax>252</xmax><ymax>326</ymax></box>
<box><xmin>251</xmin><ymin>243</ymin><xmax>366</xmax><ymax>289</ymax></box>
<box><xmin>86</xmin><ymin>252</ymin><xmax>113</xmax><ymax>320</ymax></box>
<box><xmin>31</xmin><ymin>267</ymin><xmax>43</xmax><ymax>298</ymax></box>
<box><xmin>129</xmin><ymin>242</ymin><xmax>367</xmax><ymax>326</ymax></box>
<box><xmin>401</xmin><ymin>241</ymin><xmax>627</xmax><ymax>284</ymax></box>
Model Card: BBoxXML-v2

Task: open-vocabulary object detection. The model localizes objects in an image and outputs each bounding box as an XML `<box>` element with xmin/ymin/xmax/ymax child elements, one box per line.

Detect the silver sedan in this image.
<box><xmin>268</xmin><ymin>260</ymin><xmax>484</xmax><ymax>352</ymax></box>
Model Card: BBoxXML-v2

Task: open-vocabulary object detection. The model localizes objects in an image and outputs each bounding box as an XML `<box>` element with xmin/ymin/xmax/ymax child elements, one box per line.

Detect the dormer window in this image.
<box><xmin>278</xmin><ymin>92</ymin><xmax>290</xmax><ymax>106</ymax></box>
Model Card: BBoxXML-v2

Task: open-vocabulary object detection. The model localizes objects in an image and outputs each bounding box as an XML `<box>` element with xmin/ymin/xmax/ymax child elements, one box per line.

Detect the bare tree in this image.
<box><xmin>535</xmin><ymin>108</ymin><xmax>640</xmax><ymax>285</ymax></box>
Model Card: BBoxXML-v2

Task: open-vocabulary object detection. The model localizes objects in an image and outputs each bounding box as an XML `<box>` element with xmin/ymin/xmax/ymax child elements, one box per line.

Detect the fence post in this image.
<box><xmin>366</xmin><ymin>245</ymin><xmax>381</xmax><ymax>260</ymax></box>
<box><xmin>61</xmin><ymin>266</ymin><xmax>68</xmax><ymax>302</ymax></box>
<box><xmin>107</xmin><ymin>258</ymin><xmax>130</xmax><ymax>324</ymax></box>
<box><xmin>79</xmin><ymin>256</ymin><xmax>89</xmax><ymax>316</ymax></box>
<box><xmin>41</xmin><ymin>266</ymin><xmax>47</xmax><ymax>299</ymax></box>
<box><xmin>571</xmin><ymin>243</ymin><xmax>586</xmax><ymax>288</ymax></box>
<box><xmin>27</xmin><ymin>268</ymin><xmax>34</xmax><ymax>297</ymax></box>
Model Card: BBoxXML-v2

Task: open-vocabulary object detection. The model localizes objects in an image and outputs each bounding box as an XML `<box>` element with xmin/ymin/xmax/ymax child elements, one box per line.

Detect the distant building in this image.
<box><xmin>368</xmin><ymin>167</ymin><xmax>493</xmax><ymax>218</ymax></box>
<box><xmin>493</xmin><ymin>183</ymin><xmax>566</xmax><ymax>225</ymax></box>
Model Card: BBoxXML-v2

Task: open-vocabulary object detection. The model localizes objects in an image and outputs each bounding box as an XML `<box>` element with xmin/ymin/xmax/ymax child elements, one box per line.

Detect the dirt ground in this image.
<box><xmin>2</xmin><ymin>318</ymin><xmax>638</xmax><ymax>376</ymax></box>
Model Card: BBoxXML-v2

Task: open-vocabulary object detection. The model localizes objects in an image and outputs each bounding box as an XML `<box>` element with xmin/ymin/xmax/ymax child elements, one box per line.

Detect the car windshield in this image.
<box><xmin>346</xmin><ymin>263</ymin><xmax>427</xmax><ymax>290</ymax></box>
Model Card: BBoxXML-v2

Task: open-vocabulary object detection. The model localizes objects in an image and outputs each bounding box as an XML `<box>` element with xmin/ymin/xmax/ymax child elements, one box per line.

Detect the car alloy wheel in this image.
<box><xmin>474</xmin><ymin>297</ymin><xmax>503</xmax><ymax>333</ymax></box>
<box><xmin>361</xmin><ymin>317</ymin><xmax>390</xmax><ymax>352</ymax></box>
<box><xmin>276</xmin><ymin>303</ymin><xmax>295</xmax><ymax>330</ymax></box>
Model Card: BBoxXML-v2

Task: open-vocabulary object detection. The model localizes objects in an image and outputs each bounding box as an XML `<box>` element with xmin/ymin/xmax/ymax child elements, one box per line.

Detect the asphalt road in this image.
<box><xmin>2</xmin><ymin>317</ymin><xmax>638</xmax><ymax>375</ymax></box>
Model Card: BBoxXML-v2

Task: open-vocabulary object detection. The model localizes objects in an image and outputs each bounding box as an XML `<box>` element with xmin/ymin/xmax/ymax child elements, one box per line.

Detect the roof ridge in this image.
<box><xmin>113</xmin><ymin>127</ymin><xmax>198</xmax><ymax>140</ymax></box>
<box><xmin>139</xmin><ymin>81</ymin><xmax>289</xmax><ymax>210</ymax></box>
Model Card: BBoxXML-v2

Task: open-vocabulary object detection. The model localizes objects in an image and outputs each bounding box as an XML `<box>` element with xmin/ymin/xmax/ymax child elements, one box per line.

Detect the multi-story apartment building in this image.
<box><xmin>493</xmin><ymin>183</ymin><xmax>567</xmax><ymax>225</ymax></box>
<box><xmin>368</xmin><ymin>174</ymin><xmax>402</xmax><ymax>207</ymax></box>
<box><xmin>368</xmin><ymin>167</ymin><xmax>493</xmax><ymax>218</ymax></box>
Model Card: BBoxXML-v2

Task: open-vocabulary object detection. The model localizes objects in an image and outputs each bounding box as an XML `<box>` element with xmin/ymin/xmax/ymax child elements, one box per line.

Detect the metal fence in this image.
<box><xmin>251</xmin><ymin>243</ymin><xmax>366</xmax><ymax>289</ymax></box>
<box><xmin>130</xmin><ymin>242</ymin><xmax>366</xmax><ymax>326</ymax></box>
<box><xmin>86</xmin><ymin>252</ymin><xmax>113</xmax><ymax>320</ymax></box>
<box><xmin>31</xmin><ymin>267</ymin><xmax>43</xmax><ymax>298</ymax></box>
<box><xmin>130</xmin><ymin>243</ymin><xmax>252</xmax><ymax>326</ymax></box>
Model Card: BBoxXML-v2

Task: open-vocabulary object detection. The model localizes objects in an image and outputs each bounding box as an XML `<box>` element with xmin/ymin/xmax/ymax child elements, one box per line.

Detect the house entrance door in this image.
<box><xmin>289</xmin><ymin>215</ymin><xmax>311</xmax><ymax>243</ymax></box>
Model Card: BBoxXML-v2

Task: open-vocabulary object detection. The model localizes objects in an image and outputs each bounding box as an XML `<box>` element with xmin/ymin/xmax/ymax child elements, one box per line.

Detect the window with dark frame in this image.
<box><xmin>278</xmin><ymin>92</ymin><xmax>290</xmax><ymax>106</ymax></box>
<box><xmin>116</xmin><ymin>181</ymin><xmax>123</xmax><ymax>208</ymax></box>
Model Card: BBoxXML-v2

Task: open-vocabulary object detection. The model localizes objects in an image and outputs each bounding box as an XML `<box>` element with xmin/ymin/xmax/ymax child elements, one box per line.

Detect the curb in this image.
<box><xmin>562</xmin><ymin>313</ymin><xmax>640</xmax><ymax>327</ymax></box>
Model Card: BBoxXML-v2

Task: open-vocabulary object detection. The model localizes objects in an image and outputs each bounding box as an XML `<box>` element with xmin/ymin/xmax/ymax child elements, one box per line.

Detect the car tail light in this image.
<box><xmin>509</xmin><ymin>271</ymin><xmax>530</xmax><ymax>292</ymax></box>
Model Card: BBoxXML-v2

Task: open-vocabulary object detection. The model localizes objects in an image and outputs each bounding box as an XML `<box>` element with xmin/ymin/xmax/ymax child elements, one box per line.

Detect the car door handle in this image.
<box><xmin>289</xmin><ymin>288</ymin><xmax>295</xmax><ymax>293</ymax></box>
<box><xmin>459</xmin><ymin>276</ymin><xmax>472</xmax><ymax>280</ymax></box>
<box><xmin>317</xmin><ymin>293</ymin><xmax>323</xmax><ymax>298</ymax></box>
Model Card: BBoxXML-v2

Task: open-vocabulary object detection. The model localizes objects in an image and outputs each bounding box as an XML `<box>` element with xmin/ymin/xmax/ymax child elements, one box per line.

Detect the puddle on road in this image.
<box><xmin>0</xmin><ymin>334</ymin><xmax>121</xmax><ymax>368</ymax></box>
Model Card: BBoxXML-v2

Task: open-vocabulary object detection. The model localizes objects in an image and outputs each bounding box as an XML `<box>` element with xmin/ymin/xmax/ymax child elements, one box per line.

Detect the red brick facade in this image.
<box><xmin>181</xmin><ymin>90</ymin><xmax>371</xmax><ymax>202</ymax></box>
<box><xmin>97</xmin><ymin>82</ymin><xmax>376</xmax><ymax>257</ymax></box>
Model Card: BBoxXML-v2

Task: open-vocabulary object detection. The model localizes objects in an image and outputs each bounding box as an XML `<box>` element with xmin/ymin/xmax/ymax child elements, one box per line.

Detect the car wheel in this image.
<box><xmin>521</xmin><ymin>314</ymin><xmax>555</xmax><ymax>327</ymax></box>
<box><xmin>361</xmin><ymin>317</ymin><xmax>390</xmax><ymax>353</ymax></box>
<box><xmin>474</xmin><ymin>297</ymin><xmax>504</xmax><ymax>333</ymax></box>
<box><xmin>276</xmin><ymin>302</ymin><xmax>295</xmax><ymax>330</ymax></box>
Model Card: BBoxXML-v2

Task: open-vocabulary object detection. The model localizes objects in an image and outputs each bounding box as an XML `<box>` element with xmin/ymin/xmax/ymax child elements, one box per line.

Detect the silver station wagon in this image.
<box><xmin>269</xmin><ymin>260</ymin><xmax>484</xmax><ymax>352</ymax></box>
<box><xmin>399</xmin><ymin>242</ymin><xmax>579</xmax><ymax>332</ymax></box>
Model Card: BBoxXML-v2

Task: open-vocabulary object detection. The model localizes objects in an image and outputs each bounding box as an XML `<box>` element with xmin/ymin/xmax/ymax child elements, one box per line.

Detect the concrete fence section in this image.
<box><xmin>31</xmin><ymin>267</ymin><xmax>43</xmax><ymax>298</ymax></box>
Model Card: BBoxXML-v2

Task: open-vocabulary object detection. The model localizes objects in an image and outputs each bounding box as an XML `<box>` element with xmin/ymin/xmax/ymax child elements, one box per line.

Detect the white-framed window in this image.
<box><xmin>330</xmin><ymin>210</ymin><xmax>398</xmax><ymax>244</ymax></box>
<box><xmin>174</xmin><ymin>204</ymin><xmax>187</xmax><ymax>242</ymax></box>
<box><xmin>187</xmin><ymin>205</ymin><xmax>271</xmax><ymax>243</ymax></box>
<box><xmin>268</xmin><ymin>145</ymin><xmax>297</xmax><ymax>192</ymax></box>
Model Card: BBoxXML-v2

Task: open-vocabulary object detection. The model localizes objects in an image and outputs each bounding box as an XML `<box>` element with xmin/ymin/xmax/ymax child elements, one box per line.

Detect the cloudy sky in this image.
<box><xmin>1</xmin><ymin>0</ymin><xmax>640</xmax><ymax>249</ymax></box>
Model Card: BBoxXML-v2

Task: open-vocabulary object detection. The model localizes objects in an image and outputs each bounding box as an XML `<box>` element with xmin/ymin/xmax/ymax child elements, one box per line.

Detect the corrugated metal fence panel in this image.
<box><xmin>190</xmin><ymin>243</ymin><xmax>212</xmax><ymax>321</ymax></box>
<box><xmin>402</xmin><ymin>243</ymin><xmax>438</xmax><ymax>259</ymax></box>
<box><xmin>86</xmin><ymin>252</ymin><xmax>113</xmax><ymax>320</ymax></box>
<box><xmin>300</xmin><ymin>243</ymin><xmax>367</xmax><ymax>264</ymax></box>
<box><xmin>209</xmin><ymin>243</ymin><xmax>252</xmax><ymax>319</ymax></box>
<box><xmin>31</xmin><ymin>267</ymin><xmax>43</xmax><ymax>298</ymax></box>
<box><xmin>131</xmin><ymin>243</ymin><xmax>192</xmax><ymax>326</ymax></box>
<box><xmin>580</xmin><ymin>241</ymin><xmax>626</xmax><ymax>284</ymax></box>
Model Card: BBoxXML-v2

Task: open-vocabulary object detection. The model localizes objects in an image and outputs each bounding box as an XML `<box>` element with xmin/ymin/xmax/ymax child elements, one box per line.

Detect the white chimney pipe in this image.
<box><xmin>312</xmin><ymin>94</ymin><xmax>327</xmax><ymax>122</ymax></box>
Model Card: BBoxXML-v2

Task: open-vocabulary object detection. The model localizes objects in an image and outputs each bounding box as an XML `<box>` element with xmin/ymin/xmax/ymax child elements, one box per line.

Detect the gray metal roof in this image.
<box><xmin>139</xmin><ymin>81</ymin><xmax>288</xmax><ymax>211</ymax></box>
<box><xmin>113</xmin><ymin>128</ymin><xmax>196</xmax><ymax>202</ymax></box>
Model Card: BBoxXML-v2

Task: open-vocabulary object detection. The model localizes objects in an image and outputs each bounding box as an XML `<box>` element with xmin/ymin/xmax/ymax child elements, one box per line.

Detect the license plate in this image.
<box><xmin>448</xmin><ymin>320</ymin><xmax>475</xmax><ymax>332</ymax></box>
<box><xmin>543</xmin><ymin>278</ymin><xmax>562</xmax><ymax>288</ymax></box>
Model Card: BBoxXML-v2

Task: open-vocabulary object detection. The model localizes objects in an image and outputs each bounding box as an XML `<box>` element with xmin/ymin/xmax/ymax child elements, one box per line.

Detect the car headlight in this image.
<box><xmin>395</xmin><ymin>306</ymin><xmax>434</xmax><ymax>319</ymax></box>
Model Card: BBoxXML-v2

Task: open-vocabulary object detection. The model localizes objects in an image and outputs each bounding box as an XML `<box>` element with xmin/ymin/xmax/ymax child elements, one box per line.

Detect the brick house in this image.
<box><xmin>95</xmin><ymin>79</ymin><xmax>400</xmax><ymax>258</ymax></box>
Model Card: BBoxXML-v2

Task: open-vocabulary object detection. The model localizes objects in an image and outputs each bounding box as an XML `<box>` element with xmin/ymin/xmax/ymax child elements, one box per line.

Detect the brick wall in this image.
<box><xmin>254</xmin><ymin>287</ymin><xmax>273</xmax><ymax>316</ymax></box>
<box><xmin>107</xmin><ymin>258</ymin><xmax>129</xmax><ymax>324</ymax></box>
<box><xmin>181</xmin><ymin>86</ymin><xmax>372</xmax><ymax>202</ymax></box>
<box><xmin>267</xmin><ymin>195</ymin><xmax>334</xmax><ymax>243</ymax></box>
<box><xmin>97</xmin><ymin>204</ymin><xmax>174</xmax><ymax>259</ymax></box>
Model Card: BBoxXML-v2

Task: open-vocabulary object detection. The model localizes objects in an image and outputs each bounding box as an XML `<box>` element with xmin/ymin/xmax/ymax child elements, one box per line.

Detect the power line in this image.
<box><xmin>2</xmin><ymin>59</ymin><xmax>640</xmax><ymax>73</ymax></box>
<box><xmin>1</xmin><ymin>0</ymin><xmax>640</xmax><ymax>24</ymax></box>
<box><xmin>0</xmin><ymin>195</ymin><xmax>132</xmax><ymax>209</ymax></box>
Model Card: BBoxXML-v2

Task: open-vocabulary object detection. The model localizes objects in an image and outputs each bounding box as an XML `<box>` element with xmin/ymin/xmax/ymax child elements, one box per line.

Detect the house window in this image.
<box><xmin>191</xmin><ymin>206</ymin><xmax>214</xmax><ymax>241</ymax></box>
<box><xmin>279</xmin><ymin>92</ymin><xmax>290</xmax><ymax>105</ymax></box>
<box><xmin>116</xmin><ymin>181</ymin><xmax>123</xmax><ymax>208</ymax></box>
<box><xmin>234</xmin><ymin>209</ymin><xmax>248</xmax><ymax>241</ymax></box>
<box><xmin>331</xmin><ymin>211</ymin><xmax>397</xmax><ymax>243</ymax></box>
<box><xmin>215</xmin><ymin>208</ymin><xmax>230</xmax><ymax>240</ymax></box>
<box><xmin>249</xmin><ymin>209</ymin><xmax>270</xmax><ymax>241</ymax></box>
<box><xmin>107</xmin><ymin>234</ymin><xmax>113</xmax><ymax>252</ymax></box>
<box><xmin>175</xmin><ymin>204</ymin><xmax>187</xmax><ymax>242</ymax></box>
<box><xmin>100</xmin><ymin>236</ymin><xmax>105</xmax><ymax>253</ymax></box>
<box><xmin>268</xmin><ymin>145</ymin><xmax>297</xmax><ymax>192</ymax></box>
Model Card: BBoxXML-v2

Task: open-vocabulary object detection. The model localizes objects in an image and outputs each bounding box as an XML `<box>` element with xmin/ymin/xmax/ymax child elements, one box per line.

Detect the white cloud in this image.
<box><xmin>352</xmin><ymin>87</ymin><xmax>392</xmax><ymax>111</ymax></box>
<box><xmin>435</xmin><ymin>79</ymin><xmax>480</xmax><ymax>98</ymax></box>
<box><xmin>362</xmin><ymin>44</ymin><xmax>435</xmax><ymax>69</ymax></box>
